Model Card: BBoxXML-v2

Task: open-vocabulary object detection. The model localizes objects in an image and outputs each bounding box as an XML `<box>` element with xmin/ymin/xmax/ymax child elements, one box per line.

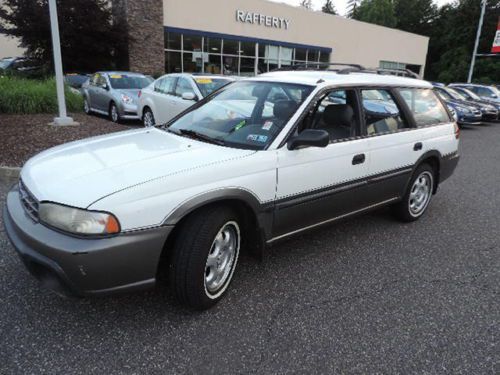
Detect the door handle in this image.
<box><xmin>352</xmin><ymin>153</ymin><xmax>366</xmax><ymax>165</ymax></box>
<box><xmin>414</xmin><ymin>142</ymin><xmax>423</xmax><ymax>151</ymax></box>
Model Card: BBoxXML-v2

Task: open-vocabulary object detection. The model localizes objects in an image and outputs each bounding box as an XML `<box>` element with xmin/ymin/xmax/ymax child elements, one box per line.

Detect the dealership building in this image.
<box><xmin>2</xmin><ymin>0</ymin><xmax>430</xmax><ymax>77</ymax></box>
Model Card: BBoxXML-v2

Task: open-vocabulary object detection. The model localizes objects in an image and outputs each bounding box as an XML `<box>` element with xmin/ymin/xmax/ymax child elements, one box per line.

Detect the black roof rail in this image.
<box><xmin>272</xmin><ymin>62</ymin><xmax>366</xmax><ymax>72</ymax></box>
<box><xmin>375</xmin><ymin>68</ymin><xmax>420</xmax><ymax>79</ymax></box>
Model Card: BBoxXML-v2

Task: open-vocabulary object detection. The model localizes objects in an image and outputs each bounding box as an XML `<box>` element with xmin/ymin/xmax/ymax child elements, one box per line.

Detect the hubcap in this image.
<box><xmin>144</xmin><ymin>111</ymin><xmax>154</xmax><ymax>127</ymax></box>
<box><xmin>204</xmin><ymin>221</ymin><xmax>240</xmax><ymax>298</ymax></box>
<box><xmin>111</xmin><ymin>106</ymin><xmax>118</xmax><ymax>122</ymax></box>
<box><xmin>84</xmin><ymin>100</ymin><xmax>89</xmax><ymax>113</ymax></box>
<box><xmin>409</xmin><ymin>171</ymin><xmax>433</xmax><ymax>217</ymax></box>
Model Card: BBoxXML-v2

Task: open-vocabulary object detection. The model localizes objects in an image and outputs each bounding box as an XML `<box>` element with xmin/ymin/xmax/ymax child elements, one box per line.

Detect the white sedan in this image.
<box><xmin>138</xmin><ymin>73</ymin><xmax>234</xmax><ymax>127</ymax></box>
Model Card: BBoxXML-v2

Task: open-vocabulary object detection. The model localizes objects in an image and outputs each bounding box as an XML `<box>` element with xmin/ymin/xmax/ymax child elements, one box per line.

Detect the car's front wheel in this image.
<box><xmin>83</xmin><ymin>98</ymin><xmax>91</xmax><ymax>114</ymax></box>
<box><xmin>393</xmin><ymin>163</ymin><xmax>435</xmax><ymax>222</ymax></box>
<box><xmin>169</xmin><ymin>206</ymin><xmax>241</xmax><ymax>310</ymax></box>
<box><xmin>109</xmin><ymin>102</ymin><xmax>120</xmax><ymax>123</ymax></box>
<box><xmin>143</xmin><ymin>108</ymin><xmax>155</xmax><ymax>127</ymax></box>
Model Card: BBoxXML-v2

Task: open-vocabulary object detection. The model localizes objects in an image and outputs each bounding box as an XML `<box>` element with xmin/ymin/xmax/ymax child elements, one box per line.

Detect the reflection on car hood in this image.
<box><xmin>20</xmin><ymin>128</ymin><xmax>255</xmax><ymax>208</ymax></box>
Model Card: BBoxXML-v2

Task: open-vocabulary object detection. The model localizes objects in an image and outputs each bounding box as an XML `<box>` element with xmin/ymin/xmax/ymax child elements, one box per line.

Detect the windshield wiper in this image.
<box><xmin>175</xmin><ymin>129</ymin><xmax>225</xmax><ymax>146</ymax></box>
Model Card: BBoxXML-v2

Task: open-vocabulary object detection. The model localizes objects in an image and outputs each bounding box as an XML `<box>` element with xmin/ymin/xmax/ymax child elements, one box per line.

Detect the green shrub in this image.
<box><xmin>0</xmin><ymin>76</ymin><xmax>83</xmax><ymax>114</ymax></box>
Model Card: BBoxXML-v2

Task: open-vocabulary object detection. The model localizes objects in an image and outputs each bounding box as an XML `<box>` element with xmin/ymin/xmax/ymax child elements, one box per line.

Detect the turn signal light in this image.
<box><xmin>454</xmin><ymin>122</ymin><xmax>460</xmax><ymax>139</ymax></box>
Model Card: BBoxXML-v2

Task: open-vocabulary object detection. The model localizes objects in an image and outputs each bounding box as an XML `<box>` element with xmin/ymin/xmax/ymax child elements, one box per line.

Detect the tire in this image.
<box><xmin>143</xmin><ymin>108</ymin><xmax>155</xmax><ymax>127</ymax></box>
<box><xmin>169</xmin><ymin>206</ymin><xmax>241</xmax><ymax>310</ymax></box>
<box><xmin>83</xmin><ymin>98</ymin><xmax>91</xmax><ymax>114</ymax></box>
<box><xmin>393</xmin><ymin>163</ymin><xmax>435</xmax><ymax>222</ymax></box>
<box><xmin>109</xmin><ymin>102</ymin><xmax>120</xmax><ymax>123</ymax></box>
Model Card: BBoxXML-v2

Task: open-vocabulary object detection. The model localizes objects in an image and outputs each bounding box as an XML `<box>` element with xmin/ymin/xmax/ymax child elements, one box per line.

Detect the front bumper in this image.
<box><xmin>118</xmin><ymin>102</ymin><xmax>140</xmax><ymax>120</ymax></box>
<box><xmin>457</xmin><ymin>113</ymin><xmax>482</xmax><ymax>125</ymax></box>
<box><xmin>481</xmin><ymin>110</ymin><xmax>499</xmax><ymax>122</ymax></box>
<box><xmin>3</xmin><ymin>186</ymin><xmax>173</xmax><ymax>297</ymax></box>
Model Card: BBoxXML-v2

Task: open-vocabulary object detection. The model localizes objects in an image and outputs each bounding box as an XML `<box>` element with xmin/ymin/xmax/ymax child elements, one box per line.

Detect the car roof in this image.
<box><xmin>99</xmin><ymin>71</ymin><xmax>147</xmax><ymax>77</ymax></box>
<box><xmin>254</xmin><ymin>71</ymin><xmax>432</xmax><ymax>89</ymax></box>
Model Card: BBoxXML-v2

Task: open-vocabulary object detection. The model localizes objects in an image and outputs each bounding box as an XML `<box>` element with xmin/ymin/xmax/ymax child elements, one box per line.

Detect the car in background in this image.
<box><xmin>64</xmin><ymin>73</ymin><xmax>90</xmax><ymax>94</ymax></box>
<box><xmin>451</xmin><ymin>86</ymin><xmax>499</xmax><ymax>121</ymax></box>
<box><xmin>138</xmin><ymin>73</ymin><xmax>233</xmax><ymax>127</ymax></box>
<box><xmin>0</xmin><ymin>56</ymin><xmax>44</xmax><ymax>77</ymax></box>
<box><xmin>82</xmin><ymin>72</ymin><xmax>153</xmax><ymax>123</ymax></box>
<box><xmin>433</xmin><ymin>85</ymin><xmax>482</xmax><ymax>126</ymax></box>
<box><xmin>449</xmin><ymin>83</ymin><xmax>500</xmax><ymax>104</ymax></box>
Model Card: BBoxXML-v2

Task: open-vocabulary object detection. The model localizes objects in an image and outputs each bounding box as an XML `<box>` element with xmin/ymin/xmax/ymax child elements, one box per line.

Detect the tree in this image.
<box><xmin>394</xmin><ymin>0</ymin><xmax>437</xmax><ymax>36</ymax></box>
<box><xmin>322</xmin><ymin>0</ymin><xmax>337</xmax><ymax>15</ymax></box>
<box><xmin>300</xmin><ymin>0</ymin><xmax>313</xmax><ymax>10</ymax></box>
<box><xmin>353</xmin><ymin>0</ymin><xmax>397</xmax><ymax>28</ymax></box>
<box><xmin>0</xmin><ymin>0</ymin><xmax>127</xmax><ymax>73</ymax></box>
<box><xmin>346</xmin><ymin>0</ymin><xmax>361</xmax><ymax>18</ymax></box>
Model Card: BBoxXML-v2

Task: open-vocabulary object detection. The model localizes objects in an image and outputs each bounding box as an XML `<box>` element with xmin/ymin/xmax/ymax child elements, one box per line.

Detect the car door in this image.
<box><xmin>171</xmin><ymin>76</ymin><xmax>199</xmax><ymax>115</ymax></box>
<box><xmin>94</xmin><ymin>74</ymin><xmax>110</xmax><ymax>111</ymax></box>
<box><xmin>363</xmin><ymin>87</ymin><xmax>451</xmax><ymax>203</ymax></box>
<box><xmin>273</xmin><ymin>88</ymin><xmax>372</xmax><ymax>238</ymax></box>
<box><xmin>86</xmin><ymin>74</ymin><xmax>100</xmax><ymax>109</ymax></box>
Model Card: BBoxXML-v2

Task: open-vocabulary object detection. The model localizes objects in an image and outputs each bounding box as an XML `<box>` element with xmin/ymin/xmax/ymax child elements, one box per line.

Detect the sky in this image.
<box><xmin>268</xmin><ymin>0</ymin><xmax>454</xmax><ymax>17</ymax></box>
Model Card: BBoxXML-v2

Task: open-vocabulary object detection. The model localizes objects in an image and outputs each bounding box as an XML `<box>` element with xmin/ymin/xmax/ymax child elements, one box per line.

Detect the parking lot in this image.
<box><xmin>0</xmin><ymin>123</ymin><xmax>498</xmax><ymax>374</ymax></box>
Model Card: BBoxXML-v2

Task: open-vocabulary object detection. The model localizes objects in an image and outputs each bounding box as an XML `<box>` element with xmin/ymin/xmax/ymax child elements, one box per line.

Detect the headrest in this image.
<box><xmin>273</xmin><ymin>100</ymin><xmax>297</xmax><ymax>120</ymax></box>
<box><xmin>323</xmin><ymin>104</ymin><xmax>354</xmax><ymax>127</ymax></box>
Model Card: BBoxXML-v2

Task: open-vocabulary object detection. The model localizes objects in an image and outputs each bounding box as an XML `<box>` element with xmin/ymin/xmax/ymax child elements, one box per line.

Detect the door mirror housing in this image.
<box><xmin>182</xmin><ymin>92</ymin><xmax>197</xmax><ymax>101</ymax></box>
<box><xmin>101</xmin><ymin>83</ymin><xmax>109</xmax><ymax>90</ymax></box>
<box><xmin>287</xmin><ymin>129</ymin><xmax>330</xmax><ymax>150</ymax></box>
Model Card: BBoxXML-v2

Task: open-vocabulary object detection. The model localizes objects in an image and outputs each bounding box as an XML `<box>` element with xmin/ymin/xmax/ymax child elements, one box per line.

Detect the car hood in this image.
<box><xmin>21</xmin><ymin>128</ymin><xmax>255</xmax><ymax>208</ymax></box>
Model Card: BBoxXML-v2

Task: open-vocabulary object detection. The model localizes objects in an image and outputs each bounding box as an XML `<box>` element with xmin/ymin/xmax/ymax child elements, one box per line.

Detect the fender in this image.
<box><xmin>407</xmin><ymin>150</ymin><xmax>442</xmax><ymax>194</ymax></box>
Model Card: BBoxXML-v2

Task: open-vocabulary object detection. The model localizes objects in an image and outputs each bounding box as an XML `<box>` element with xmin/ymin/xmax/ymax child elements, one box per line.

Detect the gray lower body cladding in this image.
<box><xmin>4</xmin><ymin>187</ymin><xmax>172</xmax><ymax>297</ymax></box>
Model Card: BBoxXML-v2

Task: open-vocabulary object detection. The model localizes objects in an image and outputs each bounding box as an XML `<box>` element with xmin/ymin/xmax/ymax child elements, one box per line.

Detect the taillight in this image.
<box><xmin>454</xmin><ymin>122</ymin><xmax>460</xmax><ymax>139</ymax></box>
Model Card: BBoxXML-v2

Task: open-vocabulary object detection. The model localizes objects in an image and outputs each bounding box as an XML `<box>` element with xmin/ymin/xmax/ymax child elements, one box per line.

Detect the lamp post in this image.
<box><xmin>467</xmin><ymin>0</ymin><xmax>487</xmax><ymax>83</ymax></box>
<box><xmin>48</xmin><ymin>0</ymin><xmax>77</xmax><ymax>126</ymax></box>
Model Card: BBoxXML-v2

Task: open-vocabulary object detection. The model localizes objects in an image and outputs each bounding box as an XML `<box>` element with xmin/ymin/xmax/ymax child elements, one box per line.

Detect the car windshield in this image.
<box><xmin>446</xmin><ymin>88</ymin><xmax>466</xmax><ymax>100</ymax></box>
<box><xmin>457</xmin><ymin>88</ymin><xmax>480</xmax><ymax>100</ymax></box>
<box><xmin>0</xmin><ymin>58</ymin><xmax>14</xmax><ymax>69</ymax></box>
<box><xmin>436</xmin><ymin>89</ymin><xmax>453</xmax><ymax>101</ymax></box>
<box><xmin>194</xmin><ymin>77</ymin><xmax>233</xmax><ymax>97</ymax></box>
<box><xmin>167</xmin><ymin>81</ymin><xmax>314</xmax><ymax>150</ymax></box>
<box><xmin>108</xmin><ymin>74</ymin><xmax>153</xmax><ymax>89</ymax></box>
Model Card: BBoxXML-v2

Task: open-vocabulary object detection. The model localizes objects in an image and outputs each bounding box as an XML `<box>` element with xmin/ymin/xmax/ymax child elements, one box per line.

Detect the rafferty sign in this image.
<box><xmin>236</xmin><ymin>10</ymin><xmax>291</xmax><ymax>30</ymax></box>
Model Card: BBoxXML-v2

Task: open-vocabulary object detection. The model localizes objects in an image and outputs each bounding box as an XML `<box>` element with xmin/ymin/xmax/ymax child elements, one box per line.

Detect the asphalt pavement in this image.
<box><xmin>0</xmin><ymin>123</ymin><xmax>499</xmax><ymax>374</ymax></box>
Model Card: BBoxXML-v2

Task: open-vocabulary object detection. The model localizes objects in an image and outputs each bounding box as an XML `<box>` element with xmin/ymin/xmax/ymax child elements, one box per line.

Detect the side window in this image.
<box><xmin>95</xmin><ymin>74</ymin><xmax>107</xmax><ymax>87</ymax></box>
<box><xmin>399</xmin><ymin>88</ymin><xmax>450</xmax><ymax>127</ymax></box>
<box><xmin>175</xmin><ymin>77</ymin><xmax>194</xmax><ymax>97</ymax></box>
<box><xmin>91</xmin><ymin>74</ymin><xmax>100</xmax><ymax>86</ymax></box>
<box><xmin>305</xmin><ymin>89</ymin><xmax>359</xmax><ymax>142</ymax></box>
<box><xmin>154</xmin><ymin>78</ymin><xmax>164</xmax><ymax>93</ymax></box>
<box><xmin>163</xmin><ymin>77</ymin><xmax>176</xmax><ymax>95</ymax></box>
<box><xmin>361</xmin><ymin>89</ymin><xmax>409</xmax><ymax>135</ymax></box>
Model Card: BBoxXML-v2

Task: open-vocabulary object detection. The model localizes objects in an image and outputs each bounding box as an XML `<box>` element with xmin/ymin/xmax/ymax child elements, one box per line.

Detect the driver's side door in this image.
<box><xmin>273</xmin><ymin>88</ymin><xmax>372</xmax><ymax>239</ymax></box>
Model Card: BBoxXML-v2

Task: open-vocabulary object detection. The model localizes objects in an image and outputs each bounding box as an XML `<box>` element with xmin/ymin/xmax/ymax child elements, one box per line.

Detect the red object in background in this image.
<box><xmin>492</xmin><ymin>17</ymin><xmax>500</xmax><ymax>53</ymax></box>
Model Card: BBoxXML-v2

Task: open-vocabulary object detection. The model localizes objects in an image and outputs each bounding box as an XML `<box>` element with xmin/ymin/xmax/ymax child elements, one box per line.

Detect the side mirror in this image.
<box><xmin>287</xmin><ymin>129</ymin><xmax>330</xmax><ymax>150</ymax></box>
<box><xmin>182</xmin><ymin>92</ymin><xmax>197</xmax><ymax>101</ymax></box>
<box><xmin>101</xmin><ymin>83</ymin><xmax>109</xmax><ymax>90</ymax></box>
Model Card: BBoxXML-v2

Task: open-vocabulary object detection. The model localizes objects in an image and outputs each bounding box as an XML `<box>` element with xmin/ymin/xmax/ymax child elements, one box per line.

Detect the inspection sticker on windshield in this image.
<box><xmin>110</xmin><ymin>74</ymin><xmax>122</xmax><ymax>79</ymax></box>
<box><xmin>247</xmin><ymin>134</ymin><xmax>268</xmax><ymax>143</ymax></box>
<box><xmin>234</xmin><ymin>120</ymin><xmax>246</xmax><ymax>131</ymax></box>
<box><xmin>262</xmin><ymin>121</ymin><xmax>273</xmax><ymax>131</ymax></box>
<box><xmin>196</xmin><ymin>78</ymin><xmax>213</xmax><ymax>84</ymax></box>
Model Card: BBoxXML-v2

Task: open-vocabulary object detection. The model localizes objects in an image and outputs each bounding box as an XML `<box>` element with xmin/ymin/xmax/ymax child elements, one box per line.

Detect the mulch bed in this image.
<box><xmin>0</xmin><ymin>113</ymin><xmax>138</xmax><ymax>167</ymax></box>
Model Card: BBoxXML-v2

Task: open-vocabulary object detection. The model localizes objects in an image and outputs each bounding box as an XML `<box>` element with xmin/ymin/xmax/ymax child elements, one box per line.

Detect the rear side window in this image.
<box><xmin>361</xmin><ymin>89</ymin><xmax>409</xmax><ymax>135</ymax></box>
<box><xmin>175</xmin><ymin>77</ymin><xmax>194</xmax><ymax>97</ymax></box>
<box><xmin>399</xmin><ymin>89</ymin><xmax>450</xmax><ymax>127</ymax></box>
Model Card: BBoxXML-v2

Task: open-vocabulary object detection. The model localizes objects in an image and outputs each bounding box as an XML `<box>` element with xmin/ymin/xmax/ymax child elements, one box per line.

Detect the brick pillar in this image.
<box><xmin>112</xmin><ymin>0</ymin><xmax>165</xmax><ymax>75</ymax></box>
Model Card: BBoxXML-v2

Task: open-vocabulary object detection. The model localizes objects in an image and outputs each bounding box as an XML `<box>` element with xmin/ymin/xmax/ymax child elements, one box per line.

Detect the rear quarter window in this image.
<box><xmin>399</xmin><ymin>88</ymin><xmax>450</xmax><ymax>127</ymax></box>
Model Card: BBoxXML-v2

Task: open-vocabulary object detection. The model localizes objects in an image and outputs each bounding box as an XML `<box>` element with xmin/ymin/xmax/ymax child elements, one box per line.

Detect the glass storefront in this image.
<box><xmin>164</xmin><ymin>29</ymin><xmax>331</xmax><ymax>76</ymax></box>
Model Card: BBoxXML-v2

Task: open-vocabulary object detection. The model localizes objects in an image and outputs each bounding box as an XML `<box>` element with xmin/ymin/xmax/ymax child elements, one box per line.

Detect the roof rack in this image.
<box><xmin>270</xmin><ymin>63</ymin><xmax>420</xmax><ymax>79</ymax></box>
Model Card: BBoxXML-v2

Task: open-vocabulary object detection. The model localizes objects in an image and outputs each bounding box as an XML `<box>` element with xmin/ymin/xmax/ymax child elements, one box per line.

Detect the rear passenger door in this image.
<box><xmin>363</xmin><ymin>87</ymin><xmax>451</xmax><ymax>202</ymax></box>
<box><xmin>152</xmin><ymin>76</ymin><xmax>177</xmax><ymax>123</ymax></box>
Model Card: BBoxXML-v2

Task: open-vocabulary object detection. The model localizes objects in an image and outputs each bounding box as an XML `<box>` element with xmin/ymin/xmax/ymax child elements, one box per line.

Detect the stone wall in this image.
<box><xmin>112</xmin><ymin>0</ymin><xmax>165</xmax><ymax>75</ymax></box>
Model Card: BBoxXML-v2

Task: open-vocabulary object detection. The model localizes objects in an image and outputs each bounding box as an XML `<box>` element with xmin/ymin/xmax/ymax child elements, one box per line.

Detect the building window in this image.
<box><xmin>164</xmin><ymin>30</ymin><xmax>331</xmax><ymax>76</ymax></box>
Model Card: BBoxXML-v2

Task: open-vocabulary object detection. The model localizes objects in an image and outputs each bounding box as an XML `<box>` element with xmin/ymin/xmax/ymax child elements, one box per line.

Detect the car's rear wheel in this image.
<box><xmin>143</xmin><ymin>108</ymin><xmax>155</xmax><ymax>127</ymax></box>
<box><xmin>393</xmin><ymin>164</ymin><xmax>435</xmax><ymax>222</ymax></box>
<box><xmin>83</xmin><ymin>99</ymin><xmax>91</xmax><ymax>114</ymax></box>
<box><xmin>109</xmin><ymin>102</ymin><xmax>120</xmax><ymax>123</ymax></box>
<box><xmin>169</xmin><ymin>206</ymin><xmax>241</xmax><ymax>310</ymax></box>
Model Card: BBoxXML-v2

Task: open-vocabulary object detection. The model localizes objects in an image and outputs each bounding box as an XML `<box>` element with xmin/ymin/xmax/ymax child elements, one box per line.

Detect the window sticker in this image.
<box><xmin>234</xmin><ymin>120</ymin><xmax>246</xmax><ymax>131</ymax></box>
<box><xmin>196</xmin><ymin>78</ymin><xmax>213</xmax><ymax>84</ymax></box>
<box><xmin>248</xmin><ymin>134</ymin><xmax>268</xmax><ymax>142</ymax></box>
<box><xmin>262</xmin><ymin>121</ymin><xmax>273</xmax><ymax>131</ymax></box>
<box><xmin>110</xmin><ymin>74</ymin><xmax>122</xmax><ymax>79</ymax></box>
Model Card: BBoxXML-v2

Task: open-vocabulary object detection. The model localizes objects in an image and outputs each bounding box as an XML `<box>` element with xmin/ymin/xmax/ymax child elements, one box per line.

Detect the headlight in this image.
<box><xmin>38</xmin><ymin>203</ymin><xmax>120</xmax><ymax>235</ymax></box>
<box><xmin>455</xmin><ymin>106</ymin><xmax>470</xmax><ymax>113</ymax></box>
<box><xmin>121</xmin><ymin>94</ymin><xmax>133</xmax><ymax>104</ymax></box>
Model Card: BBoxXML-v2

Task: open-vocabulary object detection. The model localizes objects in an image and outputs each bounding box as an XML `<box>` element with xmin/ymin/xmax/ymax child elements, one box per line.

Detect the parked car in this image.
<box><xmin>0</xmin><ymin>56</ymin><xmax>44</xmax><ymax>77</ymax></box>
<box><xmin>82</xmin><ymin>72</ymin><xmax>153</xmax><ymax>123</ymax></box>
<box><xmin>433</xmin><ymin>85</ymin><xmax>482</xmax><ymax>126</ymax></box>
<box><xmin>64</xmin><ymin>73</ymin><xmax>90</xmax><ymax>95</ymax></box>
<box><xmin>450</xmin><ymin>86</ymin><xmax>499</xmax><ymax>122</ymax></box>
<box><xmin>449</xmin><ymin>83</ymin><xmax>500</xmax><ymax>104</ymax></box>
<box><xmin>4</xmin><ymin>69</ymin><xmax>460</xmax><ymax>310</ymax></box>
<box><xmin>138</xmin><ymin>73</ymin><xmax>233</xmax><ymax>127</ymax></box>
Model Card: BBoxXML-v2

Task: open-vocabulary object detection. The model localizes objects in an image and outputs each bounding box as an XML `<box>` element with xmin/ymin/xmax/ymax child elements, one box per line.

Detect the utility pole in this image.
<box><xmin>48</xmin><ymin>0</ymin><xmax>77</xmax><ymax>126</ymax></box>
<box><xmin>467</xmin><ymin>0</ymin><xmax>487</xmax><ymax>83</ymax></box>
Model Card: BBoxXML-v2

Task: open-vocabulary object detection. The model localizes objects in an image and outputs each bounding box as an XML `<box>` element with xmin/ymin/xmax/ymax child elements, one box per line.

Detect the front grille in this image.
<box><xmin>19</xmin><ymin>180</ymin><xmax>39</xmax><ymax>221</ymax></box>
<box><xmin>473</xmin><ymin>109</ymin><xmax>481</xmax><ymax>116</ymax></box>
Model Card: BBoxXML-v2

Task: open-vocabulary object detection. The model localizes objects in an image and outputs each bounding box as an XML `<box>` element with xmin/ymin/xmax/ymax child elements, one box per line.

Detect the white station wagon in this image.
<box><xmin>4</xmin><ymin>66</ymin><xmax>460</xmax><ymax>309</ymax></box>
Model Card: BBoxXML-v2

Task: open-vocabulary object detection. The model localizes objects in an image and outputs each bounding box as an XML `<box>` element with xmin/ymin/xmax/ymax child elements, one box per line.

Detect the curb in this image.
<box><xmin>0</xmin><ymin>166</ymin><xmax>21</xmax><ymax>179</ymax></box>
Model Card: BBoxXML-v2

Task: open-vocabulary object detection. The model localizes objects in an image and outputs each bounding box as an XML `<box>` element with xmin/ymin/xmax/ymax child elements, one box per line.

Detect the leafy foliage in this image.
<box><xmin>300</xmin><ymin>0</ymin><xmax>313</xmax><ymax>9</ymax></box>
<box><xmin>352</xmin><ymin>0</ymin><xmax>397</xmax><ymax>28</ymax></box>
<box><xmin>322</xmin><ymin>0</ymin><xmax>337</xmax><ymax>15</ymax></box>
<box><xmin>0</xmin><ymin>76</ymin><xmax>83</xmax><ymax>114</ymax></box>
<box><xmin>0</xmin><ymin>0</ymin><xmax>127</xmax><ymax>73</ymax></box>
